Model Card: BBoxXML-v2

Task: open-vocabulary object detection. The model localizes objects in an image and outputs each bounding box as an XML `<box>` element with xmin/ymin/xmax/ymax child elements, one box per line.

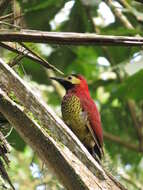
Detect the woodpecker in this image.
<box><xmin>50</xmin><ymin>74</ymin><xmax>103</xmax><ymax>161</ymax></box>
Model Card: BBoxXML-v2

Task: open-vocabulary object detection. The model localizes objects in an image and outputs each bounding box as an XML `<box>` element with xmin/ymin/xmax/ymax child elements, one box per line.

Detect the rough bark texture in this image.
<box><xmin>0</xmin><ymin>30</ymin><xmax>143</xmax><ymax>46</ymax></box>
<box><xmin>0</xmin><ymin>58</ymin><xmax>127</xmax><ymax>190</ymax></box>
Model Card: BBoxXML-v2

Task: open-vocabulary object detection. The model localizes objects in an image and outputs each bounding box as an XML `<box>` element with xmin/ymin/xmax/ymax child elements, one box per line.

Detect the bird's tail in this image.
<box><xmin>92</xmin><ymin>144</ymin><xmax>104</xmax><ymax>164</ymax></box>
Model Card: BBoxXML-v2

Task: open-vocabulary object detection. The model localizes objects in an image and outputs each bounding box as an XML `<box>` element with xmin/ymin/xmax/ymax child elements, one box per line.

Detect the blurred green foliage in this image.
<box><xmin>113</xmin><ymin>69</ymin><xmax>143</xmax><ymax>101</ymax></box>
<box><xmin>1</xmin><ymin>0</ymin><xmax>143</xmax><ymax>189</ymax></box>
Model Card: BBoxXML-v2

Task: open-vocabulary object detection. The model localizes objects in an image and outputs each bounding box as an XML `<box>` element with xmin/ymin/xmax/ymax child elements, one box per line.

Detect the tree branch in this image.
<box><xmin>0</xmin><ymin>13</ymin><xmax>13</xmax><ymax>21</ymax></box>
<box><xmin>103</xmin><ymin>131</ymin><xmax>141</xmax><ymax>152</ymax></box>
<box><xmin>0</xmin><ymin>30</ymin><xmax>143</xmax><ymax>46</ymax></box>
<box><xmin>127</xmin><ymin>100</ymin><xmax>143</xmax><ymax>150</ymax></box>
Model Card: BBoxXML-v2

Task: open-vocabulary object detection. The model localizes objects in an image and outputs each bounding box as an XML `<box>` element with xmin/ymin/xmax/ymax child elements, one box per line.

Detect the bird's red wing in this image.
<box><xmin>80</xmin><ymin>97</ymin><xmax>103</xmax><ymax>151</ymax></box>
<box><xmin>86</xmin><ymin>121</ymin><xmax>102</xmax><ymax>153</ymax></box>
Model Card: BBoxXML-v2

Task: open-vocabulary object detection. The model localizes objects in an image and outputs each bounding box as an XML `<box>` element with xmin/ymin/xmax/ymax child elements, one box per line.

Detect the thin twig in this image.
<box><xmin>127</xmin><ymin>100</ymin><xmax>143</xmax><ymax>150</ymax></box>
<box><xmin>103</xmin><ymin>131</ymin><xmax>141</xmax><ymax>152</ymax></box>
<box><xmin>19</xmin><ymin>42</ymin><xmax>64</xmax><ymax>75</ymax></box>
<box><xmin>9</xmin><ymin>53</ymin><xmax>27</xmax><ymax>67</ymax></box>
<box><xmin>0</xmin><ymin>21</ymin><xmax>21</xmax><ymax>29</ymax></box>
<box><xmin>107</xmin><ymin>0</ymin><xmax>134</xmax><ymax>29</ymax></box>
<box><xmin>119</xmin><ymin>0</ymin><xmax>143</xmax><ymax>22</ymax></box>
<box><xmin>0</xmin><ymin>13</ymin><xmax>13</xmax><ymax>21</ymax></box>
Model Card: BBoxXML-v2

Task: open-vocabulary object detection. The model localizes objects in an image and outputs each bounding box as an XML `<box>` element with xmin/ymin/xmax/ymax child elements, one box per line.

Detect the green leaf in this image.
<box><xmin>21</xmin><ymin>58</ymin><xmax>49</xmax><ymax>85</ymax></box>
<box><xmin>7</xmin><ymin>129</ymin><xmax>26</xmax><ymax>151</ymax></box>
<box><xmin>65</xmin><ymin>46</ymin><xmax>99</xmax><ymax>80</ymax></box>
<box><xmin>48</xmin><ymin>46</ymin><xmax>77</xmax><ymax>72</ymax></box>
<box><xmin>18</xmin><ymin>0</ymin><xmax>65</xmax><ymax>12</ymax></box>
<box><xmin>112</xmin><ymin>69</ymin><xmax>143</xmax><ymax>101</ymax></box>
<box><xmin>20</xmin><ymin>0</ymin><xmax>66</xmax><ymax>30</ymax></box>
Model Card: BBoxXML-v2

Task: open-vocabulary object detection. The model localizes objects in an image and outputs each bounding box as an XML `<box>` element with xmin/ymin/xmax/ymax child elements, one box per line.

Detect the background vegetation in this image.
<box><xmin>0</xmin><ymin>0</ymin><xmax>143</xmax><ymax>189</ymax></box>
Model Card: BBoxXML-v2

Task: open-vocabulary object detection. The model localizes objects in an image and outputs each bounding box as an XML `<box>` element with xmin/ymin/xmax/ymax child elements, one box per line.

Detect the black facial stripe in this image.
<box><xmin>71</xmin><ymin>74</ymin><xmax>79</xmax><ymax>78</ymax></box>
<box><xmin>61</xmin><ymin>80</ymin><xmax>74</xmax><ymax>91</ymax></box>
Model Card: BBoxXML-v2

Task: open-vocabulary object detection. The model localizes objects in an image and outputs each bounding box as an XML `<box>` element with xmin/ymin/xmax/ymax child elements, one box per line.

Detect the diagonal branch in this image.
<box><xmin>0</xmin><ymin>13</ymin><xmax>13</xmax><ymax>21</ymax></box>
<box><xmin>106</xmin><ymin>0</ymin><xmax>134</xmax><ymax>29</ymax></box>
<box><xmin>0</xmin><ymin>30</ymin><xmax>143</xmax><ymax>46</ymax></box>
<box><xmin>103</xmin><ymin>131</ymin><xmax>141</xmax><ymax>152</ymax></box>
<box><xmin>19</xmin><ymin>42</ymin><xmax>64</xmax><ymax>75</ymax></box>
<box><xmin>127</xmin><ymin>100</ymin><xmax>143</xmax><ymax>150</ymax></box>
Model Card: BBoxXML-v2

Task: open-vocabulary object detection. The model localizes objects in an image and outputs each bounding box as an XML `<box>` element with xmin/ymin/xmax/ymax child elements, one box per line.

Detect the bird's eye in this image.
<box><xmin>68</xmin><ymin>76</ymin><xmax>72</xmax><ymax>80</ymax></box>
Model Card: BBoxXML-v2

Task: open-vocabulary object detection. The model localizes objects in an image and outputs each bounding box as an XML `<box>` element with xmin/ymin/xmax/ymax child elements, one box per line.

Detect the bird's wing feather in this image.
<box><xmin>86</xmin><ymin>121</ymin><xmax>102</xmax><ymax>152</ymax></box>
<box><xmin>80</xmin><ymin>97</ymin><xmax>103</xmax><ymax>155</ymax></box>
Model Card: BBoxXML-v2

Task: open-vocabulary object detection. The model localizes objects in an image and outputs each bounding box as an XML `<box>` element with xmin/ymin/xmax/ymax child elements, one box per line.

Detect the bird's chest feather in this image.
<box><xmin>61</xmin><ymin>94</ymin><xmax>88</xmax><ymax>140</ymax></box>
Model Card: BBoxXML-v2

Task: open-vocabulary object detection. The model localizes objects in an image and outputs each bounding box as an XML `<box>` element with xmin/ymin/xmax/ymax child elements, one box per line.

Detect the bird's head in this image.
<box><xmin>50</xmin><ymin>74</ymin><xmax>89</xmax><ymax>92</ymax></box>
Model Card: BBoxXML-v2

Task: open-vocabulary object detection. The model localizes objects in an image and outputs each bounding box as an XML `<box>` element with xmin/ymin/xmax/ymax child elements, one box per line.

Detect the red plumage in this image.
<box><xmin>66</xmin><ymin>75</ymin><xmax>103</xmax><ymax>159</ymax></box>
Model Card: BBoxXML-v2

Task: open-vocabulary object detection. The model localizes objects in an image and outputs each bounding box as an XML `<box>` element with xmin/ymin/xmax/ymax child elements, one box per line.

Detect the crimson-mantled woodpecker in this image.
<box><xmin>50</xmin><ymin>74</ymin><xmax>103</xmax><ymax>161</ymax></box>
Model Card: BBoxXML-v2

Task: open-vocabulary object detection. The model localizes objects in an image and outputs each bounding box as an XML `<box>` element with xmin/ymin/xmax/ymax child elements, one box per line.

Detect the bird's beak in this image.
<box><xmin>50</xmin><ymin>76</ymin><xmax>67</xmax><ymax>85</ymax></box>
<box><xmin>50</xmin><ymin>77</ymin><xmax>73</xmax><ymax>90</ymax></box>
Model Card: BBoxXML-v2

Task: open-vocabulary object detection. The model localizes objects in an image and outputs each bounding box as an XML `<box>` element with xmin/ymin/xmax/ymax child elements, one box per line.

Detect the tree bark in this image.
<box><xmin>0</xmin><ymin>58</ymin><xmax>126</xmax><ymax>190</ymax></box>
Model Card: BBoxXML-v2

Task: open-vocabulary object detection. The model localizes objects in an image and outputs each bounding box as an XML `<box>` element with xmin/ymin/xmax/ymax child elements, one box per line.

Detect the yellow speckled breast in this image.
<box><xmin>61</xmin><ymin>94</ymin><xmax>92</xmax><ymax>146</ymax></box>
